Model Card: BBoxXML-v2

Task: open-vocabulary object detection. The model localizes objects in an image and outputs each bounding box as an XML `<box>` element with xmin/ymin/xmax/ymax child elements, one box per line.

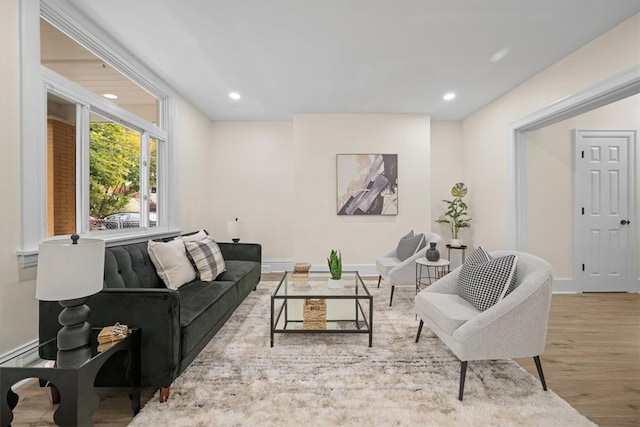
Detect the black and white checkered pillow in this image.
<box><xmin>465</xmin><ymin>246</ymin><xmax>491</xmax><ymax>265</ymax></box>
<box><xmin>458</xmin><ymin>253</ymin><xmax>518</xmax><ymax>312</ymax></box>
<box><xmin>183</xmin><ymin>236</ymin><xmax>226</xmax><ymax>281</ymax></box>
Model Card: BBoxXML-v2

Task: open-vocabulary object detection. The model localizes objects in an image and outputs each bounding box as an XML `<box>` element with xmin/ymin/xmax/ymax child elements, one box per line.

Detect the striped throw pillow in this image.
<box><xmin>184</xmin><ymin>236</ymin><xmax>226</xmax><ymax>281</ymax></box>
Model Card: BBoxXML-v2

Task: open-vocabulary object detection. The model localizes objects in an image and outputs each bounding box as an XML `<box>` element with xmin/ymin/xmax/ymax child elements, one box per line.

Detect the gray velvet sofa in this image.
<box><xmin>39</xmin><ymin>233</ymin><xmax>261</xmax><ymax>401</ymax></box>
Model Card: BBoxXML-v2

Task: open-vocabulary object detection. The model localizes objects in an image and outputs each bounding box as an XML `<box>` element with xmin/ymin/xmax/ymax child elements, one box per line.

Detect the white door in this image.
<box><xmin>575</xmin><ymin>130</ymin><xmax>636</xmax><ymax>292</ymax></box>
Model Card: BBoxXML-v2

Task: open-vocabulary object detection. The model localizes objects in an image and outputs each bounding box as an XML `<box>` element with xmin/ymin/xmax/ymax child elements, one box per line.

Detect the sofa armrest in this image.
<box><xmin>39</xmin><ymin>288</ymin><xmax>181</xmax><ymax>388</ymax></box>
<box><xmin>93</xmin><ymin>288</ymin><xmax>181</xmax><ymax>386</ymax></box>
<box><xmin>218</xmin><ymin>242</ymin><xmax>262</xmax><ymax>263</ymax></box>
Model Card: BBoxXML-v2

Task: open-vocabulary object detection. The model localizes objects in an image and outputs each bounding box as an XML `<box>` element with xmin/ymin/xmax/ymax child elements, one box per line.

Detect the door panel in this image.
<box><xmin>576</xmin><ymin>130</ymin><xmax>634</xmax><ymax>292</ymax></box>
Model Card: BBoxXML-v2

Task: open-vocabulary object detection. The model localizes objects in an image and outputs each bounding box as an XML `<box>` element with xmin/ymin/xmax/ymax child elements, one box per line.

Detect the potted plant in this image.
<box><xmin>436</xmin><ymin>183</ymin><xmax>471</xmax><ymax>247</ymax></box>
<box><xmin>327</xmin><ymin>249</ymin><xmax>344</xmax><ymax>289</ymax></box>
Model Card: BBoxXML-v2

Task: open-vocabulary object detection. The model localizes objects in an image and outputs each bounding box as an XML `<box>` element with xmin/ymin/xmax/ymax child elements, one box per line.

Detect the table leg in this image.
<box><xmin>270</xmin><ymin>296</ymin><xmax>275</xmax><ymax>347</ymax></box>
<box><xmin>52</xmin><ymin>371</ymin><xmax>99</xmax><ymax>427</ymax></box>
<box><xmin>50</xmin><ymin>384</ymin><xmax>60</xmax><ymax>404</ymax></box>
<box><xmin>126</xmin><ymin>343</ymin><xmax>141</xmax><ymax>415</ymax></box>
<box><xmin>368</xmin><ymin>297</ymin><xmax>373</xmax><ymax>347</ymax></box>
<box><xmin>1</xmin><ymin>384</ymin><xmax>18</xmax><ymax>426</ymax></box>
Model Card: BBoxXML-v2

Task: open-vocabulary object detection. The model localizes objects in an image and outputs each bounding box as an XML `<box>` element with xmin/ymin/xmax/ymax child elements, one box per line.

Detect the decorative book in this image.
<box><xmin>97</xmin><ymin>322</ymin><xmax>131</xmax><ymax>352</ymax></box>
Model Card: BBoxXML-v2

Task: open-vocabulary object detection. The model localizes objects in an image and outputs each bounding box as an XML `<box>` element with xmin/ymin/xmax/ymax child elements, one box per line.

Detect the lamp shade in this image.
<box><xmin>36</xmin><ymin>237</ymin><xmax>105</xmax><ymax>301</ymax></box>
<box><xmin>227</xmin><ymin>218</ymin><xmax>243</xmax><ymax>240</ymax></box>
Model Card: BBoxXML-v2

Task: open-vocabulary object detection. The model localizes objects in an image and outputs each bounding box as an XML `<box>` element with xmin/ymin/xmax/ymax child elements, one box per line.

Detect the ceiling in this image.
<box><xmin>65</xmin><ymin>0</ymin><xmax>640</xmax><ymax>121</ymax></box>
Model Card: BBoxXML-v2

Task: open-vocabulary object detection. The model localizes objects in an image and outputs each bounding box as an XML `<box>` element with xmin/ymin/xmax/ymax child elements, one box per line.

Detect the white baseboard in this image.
<box><xmin>552</xmin><ymin>278</ymin><xmax>577</xmax><ymax>294</ymax></box>
<box><xmin>262</xmin><ymin>258</ymin><xmax>294</xmax><ymax>273</ymax></box>
<box><xmin>551</xmin><ymin>278</ymin><xmax>640</xmax><ymax>293</ymax></box>
<box><xmin>0</xmin><ymin>339</ymin><xmax>38</xmax><ymax>365</ymax></box>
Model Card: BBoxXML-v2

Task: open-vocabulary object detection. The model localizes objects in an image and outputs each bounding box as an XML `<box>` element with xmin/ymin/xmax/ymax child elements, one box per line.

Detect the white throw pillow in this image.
<box><xmin>148</xmin><ymin>237</ymin><xmax>196</xmax><ymax>289</ymax></box>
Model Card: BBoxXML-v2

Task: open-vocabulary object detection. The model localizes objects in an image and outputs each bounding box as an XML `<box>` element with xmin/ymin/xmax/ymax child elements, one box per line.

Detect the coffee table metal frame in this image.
<box><xmin>270</xmin><ymin>271</ymin><xmax>373</xmax><ymax>347</ymax></box>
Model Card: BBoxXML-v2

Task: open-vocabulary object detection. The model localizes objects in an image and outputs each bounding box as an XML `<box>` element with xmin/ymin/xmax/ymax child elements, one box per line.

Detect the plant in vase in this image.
<box><xmin>436</xmin><ymin>182</ymin><xmax>471</xmax><ymax>247</ymax></box>
<box><xmin>327</xmin><ymin>249</ymin><xmax>344</xmax><ymax>289</ymax></box>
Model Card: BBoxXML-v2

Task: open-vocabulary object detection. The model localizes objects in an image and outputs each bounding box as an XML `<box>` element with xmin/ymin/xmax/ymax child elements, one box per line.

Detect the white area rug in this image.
<box><xmin>130</xmin><ymin>280</ymin><xmax>594</xmax><ymax>426</ymax></box>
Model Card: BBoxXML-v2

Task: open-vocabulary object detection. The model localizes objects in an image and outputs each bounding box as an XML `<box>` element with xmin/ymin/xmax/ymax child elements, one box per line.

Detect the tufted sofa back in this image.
<box><xmin>103</xmin><ymin>242</ymin><xmax>164</xmax><ymax>289</ymax></box>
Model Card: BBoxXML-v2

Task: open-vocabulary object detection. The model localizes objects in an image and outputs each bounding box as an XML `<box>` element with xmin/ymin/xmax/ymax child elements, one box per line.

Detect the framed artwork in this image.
<box><xmin>336</xmin><ymin>154</ymin><xmax>398</xmax><ymax>215</ymax></box>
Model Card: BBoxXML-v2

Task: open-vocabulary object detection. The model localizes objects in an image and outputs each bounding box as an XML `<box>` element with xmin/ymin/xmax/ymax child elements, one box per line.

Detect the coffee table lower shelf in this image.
<box><xmin>271</xmin><ymin>299</ymin><xmax>373</xmax><ymax>347</ymax></box>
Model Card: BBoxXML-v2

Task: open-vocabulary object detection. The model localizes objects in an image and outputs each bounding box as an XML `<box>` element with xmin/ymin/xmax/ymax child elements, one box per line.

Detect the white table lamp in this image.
<box><xmin>36</xmin><ymin>235</ymin><xmax>105</xmax><ymax>367</ymax></box>
<box><xmin>227</xmin><ymin>218</ymin><xmax>243</xmax><ymax>243</ymax></box>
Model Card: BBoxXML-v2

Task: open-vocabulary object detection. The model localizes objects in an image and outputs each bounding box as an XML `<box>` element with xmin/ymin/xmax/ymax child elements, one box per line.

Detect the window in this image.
<box><xmin>18</xmin><ymin>0</ymin><xmax>177</xmax><ymax>267</ymax></box>
<box><xmin>88</xmin><ymin>116</ymin><xmax>143</xmax><ymax>231</ymax></box>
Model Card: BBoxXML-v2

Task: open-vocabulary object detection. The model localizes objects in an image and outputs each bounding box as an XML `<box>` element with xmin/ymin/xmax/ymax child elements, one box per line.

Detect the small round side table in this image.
<box><xmin>415</xmin><ymin>257</ymin><xmax>450</xmax><ymax>294</ymax></box>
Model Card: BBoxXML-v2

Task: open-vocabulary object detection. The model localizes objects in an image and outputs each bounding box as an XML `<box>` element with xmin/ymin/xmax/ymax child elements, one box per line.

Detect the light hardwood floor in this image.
<box><xmin>516</xmin><ymin>292</ymin><xmax>640</xmax><ymax>427</ymax></box>
<box><xmin>6</xmin><ymin>278</ymin><xmax>639</xmax><ymax>426</ymax></box>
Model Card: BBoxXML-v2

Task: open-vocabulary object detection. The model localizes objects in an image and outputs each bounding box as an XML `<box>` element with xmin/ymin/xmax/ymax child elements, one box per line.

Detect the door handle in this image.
<box><xmin>620</xmin><ymin>219</ymin><xmax>631</xmax><ymax>225</ymax></box>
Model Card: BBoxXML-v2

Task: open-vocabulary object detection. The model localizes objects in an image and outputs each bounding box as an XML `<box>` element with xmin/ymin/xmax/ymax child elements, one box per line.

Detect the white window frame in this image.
<box><xmin>18</xmin><ymin>0</ymin><xmax>179</xmax><ymax>267</ymax></box>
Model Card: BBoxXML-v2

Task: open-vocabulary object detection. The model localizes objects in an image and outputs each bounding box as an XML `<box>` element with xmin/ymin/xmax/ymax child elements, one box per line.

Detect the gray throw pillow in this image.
<box><xmin>457</xmin><ymin>253</ymin><xmax>518</xmax><ymax>311</ymax></box>
<box><xmin>401</xmin><ymin>230</ymin><xmax>414</xmax><ymax>240</ymax></box>
<box><xmin>396</xmin><ymin>233</ymin><xmax>426</xmax><ymax>261</ymax></box>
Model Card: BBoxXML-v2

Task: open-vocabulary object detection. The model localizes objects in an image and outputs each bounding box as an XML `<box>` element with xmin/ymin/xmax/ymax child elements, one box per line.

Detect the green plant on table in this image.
<box><xmin>327</xmin><ymin>249</ymin><xmax>342</xmax><ymax>280</ymax></box>
<box><xmin>435</xmin><ymin>182</ymin><xmax>472</xmax><ymax>239</ymax></box>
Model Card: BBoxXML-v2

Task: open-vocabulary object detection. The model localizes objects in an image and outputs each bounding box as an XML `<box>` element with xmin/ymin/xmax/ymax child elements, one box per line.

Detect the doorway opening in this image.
<box><xmin>508</xmin><ymin>65</ymin><xmax>640</xmax><ymax>292</ymax></box>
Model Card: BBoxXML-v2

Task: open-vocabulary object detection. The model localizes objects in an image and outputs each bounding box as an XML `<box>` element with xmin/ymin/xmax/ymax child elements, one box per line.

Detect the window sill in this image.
<box><xmin>17</xmin><ymin>227</ymin><xmax>182</xmax><ymax>268</ymax></box>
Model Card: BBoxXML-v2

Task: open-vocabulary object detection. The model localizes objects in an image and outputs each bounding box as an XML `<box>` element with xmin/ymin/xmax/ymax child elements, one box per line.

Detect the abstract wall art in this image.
<box><xmin>336</xmin><ymin>154</ymin><xmax>398</xmax><ymax>215</ymax></box>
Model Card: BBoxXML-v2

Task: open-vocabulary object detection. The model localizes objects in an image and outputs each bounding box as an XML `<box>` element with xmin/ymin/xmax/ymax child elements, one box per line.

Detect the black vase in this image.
<box><xmin>426</xmin><ymin>242</ymin><xmax>440</xmax><ymax>261</ymax></box>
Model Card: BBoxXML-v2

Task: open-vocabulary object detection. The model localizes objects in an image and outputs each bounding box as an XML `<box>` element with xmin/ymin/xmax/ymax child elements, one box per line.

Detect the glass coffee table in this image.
<box><xmin>270</xmin><ymin>271</ymin><xmax>373</xmax><ymax>347</ymax></box>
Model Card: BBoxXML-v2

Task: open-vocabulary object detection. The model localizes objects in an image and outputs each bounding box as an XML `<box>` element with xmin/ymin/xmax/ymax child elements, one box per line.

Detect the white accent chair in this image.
<box><xmin>376</xmin><ymin>232</ymin><xmax>442</xmax><ymax>306</ymax></box>
<box><xmin>415</xmin><ymin>250</ymin><xmax>553</xmax><ymax>400</ymax></box>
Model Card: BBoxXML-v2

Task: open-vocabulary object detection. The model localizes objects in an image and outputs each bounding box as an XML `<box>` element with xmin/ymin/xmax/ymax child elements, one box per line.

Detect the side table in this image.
<box><xmin>416</xmin><ymin>258</ymin><xmax>451</xmax><ymax>293</ymax></box>
<box><xmin>446</xmin><ymin>244</ymin><xmax>467</xmax><ymax>265</ymax></box>
<box><xmin>1</xmin><ymin>328</ymin><xmax>140</xmax><ymax>427</ymax></box>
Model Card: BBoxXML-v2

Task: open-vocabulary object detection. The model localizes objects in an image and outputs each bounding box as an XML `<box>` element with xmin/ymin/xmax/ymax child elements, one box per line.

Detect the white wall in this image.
<box><xmin>209</xmin><ymin>121</ymin><xmax>294</xmax><ymax>262</ymax></box>
<box><xmin>430</xmin><ymin>121</ymin><xmax>465</xmax><ymax>242</ymax></box>
<box><xmin>463</xmin><ymin>13</ymin><xmax>640</xmax><ymax>265</ymax></box>
<box><xmin>176</xmin><ymin>98</ymin><xmax>216</xmax><ymax>231</ymax></box>
<box><xmin>527</xmin><ymin>94</ymin><xmax>640</xmax><ymax>278</ymax></box>
<box><xmin>0</xmin><ymin>0</ymin><xmax>39</xmax><ymax>356</ymax></box>
<box><xmin>292</xmin><ymin>114</ymin><xmax>431</xmax><ymax>269</ymax></box>
<box><xmin>208</xmin><ymin>115</ymin><xmax>432</xmax><ymax>271</ymax></box>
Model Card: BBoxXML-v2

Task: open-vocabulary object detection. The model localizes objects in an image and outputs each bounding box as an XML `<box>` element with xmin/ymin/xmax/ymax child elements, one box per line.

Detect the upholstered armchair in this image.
<box><xmin>376</xmin><ymin>231</ymin><xmax>442</xmax><ymax>306</ymax></box>
<box><xmin>415</xmin><ymin>250</ymin><xmax>553</xmax><ymax>400</ymax></box>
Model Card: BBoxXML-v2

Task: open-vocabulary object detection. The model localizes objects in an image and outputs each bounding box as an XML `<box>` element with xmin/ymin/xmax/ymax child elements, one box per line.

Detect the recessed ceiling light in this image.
<box><xmin>102</xmin><ymin>93</ymin><xmax>118</xmax><ymax>99</ymax></box>
<box><xmin>443</xmin><ymin>92</ymin><xmax>456</xmax><ymax>101</ymax></box>
<box><xmin>229</xmin><ymin>92</ymin><xmax>241</xmax><ymax>100</ymax></box>
<box><xmin>490</xmin><ymin>47</ymin><xmax>510</xmax><ymax>63</ymax></box>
